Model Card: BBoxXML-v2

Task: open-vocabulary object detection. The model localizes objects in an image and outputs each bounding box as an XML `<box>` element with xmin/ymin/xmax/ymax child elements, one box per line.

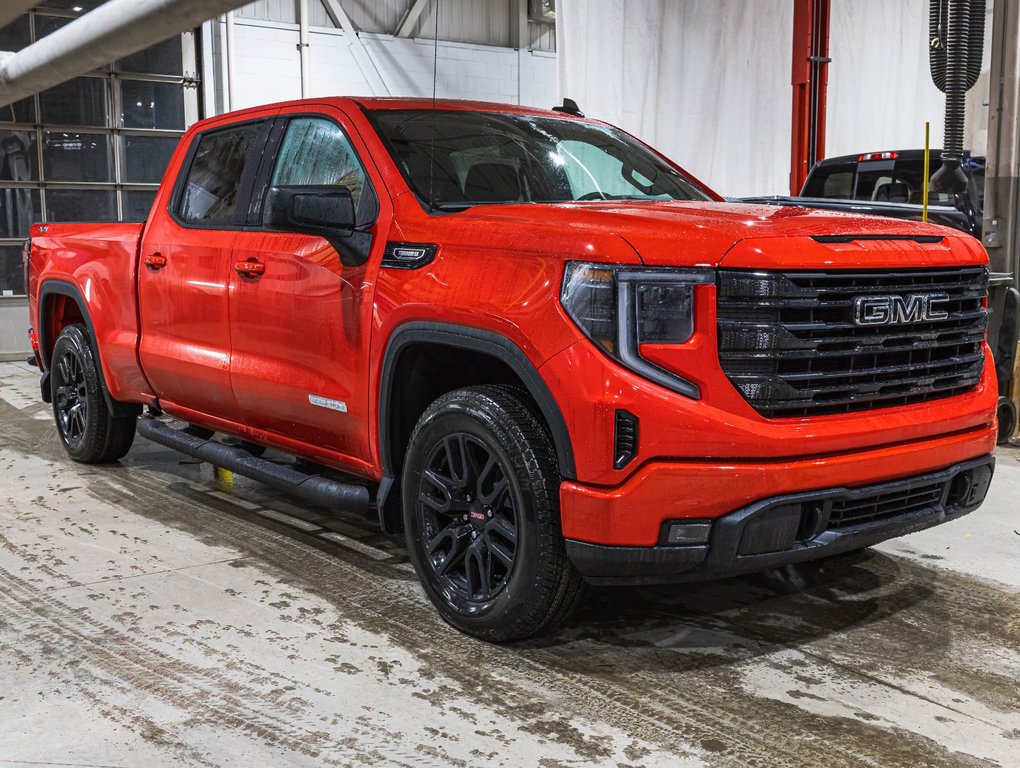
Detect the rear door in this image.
<box><xmin>138</xmin><ymin>116</ymin><xmax>273</xmax><ymax>420</ymax></box>
<box><xmin>226</xmin><ymin>107</ymin><xmax>391</xmax><ymax>468</ymax></box>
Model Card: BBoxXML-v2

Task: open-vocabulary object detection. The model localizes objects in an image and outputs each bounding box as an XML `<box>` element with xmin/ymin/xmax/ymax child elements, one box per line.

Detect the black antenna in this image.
<box><xmin>428</xmin><ymin>0</ymin><xmax>440</xmax><ymax>211</ymax></box>
<box><xmin>552</xmin><ymin>98</ymin><xmax>584</xmax><ymax>117</ymax></box>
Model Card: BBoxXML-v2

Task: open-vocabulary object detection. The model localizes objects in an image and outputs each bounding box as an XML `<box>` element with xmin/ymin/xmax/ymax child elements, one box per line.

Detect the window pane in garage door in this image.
<box><xmin>39</xmin><ymin>77</ymin><xmax>110</xmax><ymax>127</ymax></box>
<box><xmin>124</xmin><ymin>190</ymin><xmax>157</xmax><ymax>223</ymax></box>
<box><xmin>0</xmin><ymin>8</ymin><xmax>197</xmax><ymax>295</ymax></box>
<box><xmin>121</xmin><ymin>135</ymin><xmax>180</xmax><ymax>183</ymax></box>
<box><xmin>0</xmin><ymin>188</ymin><xmax>39</xmax><ymax>237</ymax></box>
<box><xmin>35</xmin><ymin>0</ymin><xmax>106</xmax><ymax>10</ymax></box>
<box><xmin>120</xmin><ymin>81</ymin><xmax>186</xmax><ymax>130</ymax></box>
<box><xmin>0</xmin><ymin>97</ymin><xmax>35</xmax><ymax>125</ymax></box>
<box><xmin>43</xmin><ymin>132</ymin><xmax>113</xmax><ymax>183</ymax></box>
<box><xmin>119</xmin><ymin>38</ymin><xmax>184</xmax><ymax>77</ymax></box>
<box><xmin>0</xmin><ymin>131</ymin><xmax>38</xmax><ymax>181</ymax></box>
<box><xmin>0</xmin><ymin>244</ymin><xmax>24</xmax><ymax>296</ymax></box>
<box><xmin>45</xmin><ymin>189</ymin><xmax>116</xmax><ymax>222</ymax></box>
<box><xmin>0</xmin><ymin>16</ymin><xmax>29</xmax><ymax>57</ymax></box>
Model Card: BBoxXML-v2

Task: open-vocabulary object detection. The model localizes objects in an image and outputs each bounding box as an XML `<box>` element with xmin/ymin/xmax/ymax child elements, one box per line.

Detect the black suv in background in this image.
<box><xmin>742</xmin><ymin>149</ymin><xmax>985</xmax><ymax>239</ymax></box>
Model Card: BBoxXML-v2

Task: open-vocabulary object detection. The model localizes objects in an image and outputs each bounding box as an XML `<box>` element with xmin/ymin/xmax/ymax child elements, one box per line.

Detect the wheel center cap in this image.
<box><xmin>468</xmin><ymin>504</ymin><xmax>487</xmax><ymax>529</ymax></box>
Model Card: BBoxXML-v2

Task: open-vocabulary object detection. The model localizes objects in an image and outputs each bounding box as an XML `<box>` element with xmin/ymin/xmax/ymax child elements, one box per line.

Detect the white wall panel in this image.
<box><xmin>231</xmin><ymin>21</ymin><xmax>304</xmax><ymax>106</ymax></box>
<box><xmin>559</xmin><ymin>0</ymin><xmax>991</xmax><ymax>196</ymax></box>
<box><xmin>237</xmin><ymin>0</ymin><xmax>298</xmax><ymax>24</ymax></box>
<box><xmin>827</xmin><ymin>0</ymin><xmax>992</xmax><ymax>159</ymax></box>
<box><xmin>519</xmin><ymin>49</ymin><xmax>557</xmax><ymax>108</ymax></box>
<box><xmin>410</xmin><ymin>0</ymin><xmax>511</xmax><ymax>47</ymax></box>
<box><xmin>528</xmin><ymin>20</ymin><xmax>555</xmax><ymax>52</ymax></box>
<box><xmin>217</xmin><ymin>17</ymin><xmax>557</xmax><ymax>111</ymax></box>
<box><xmin>558</xmin><ymin>0</ymin><xmax>793</xmax><ymax>197</ymax></box>
<box><xmin>234</xmin><ymin>0</ymin><xmax>557</xmax><ymax>47</ymax></box>
<box><xmin>827</xmin><ymin>0</ymin><xmax>943</xmax><ymax>158</ymax></box>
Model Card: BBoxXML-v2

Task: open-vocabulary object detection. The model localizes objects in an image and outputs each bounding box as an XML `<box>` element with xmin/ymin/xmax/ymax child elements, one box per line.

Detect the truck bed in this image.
<box><xmin>28</xmin><ymin>222</ymin><xmax>147</xmax><ymax>404</ymax></box>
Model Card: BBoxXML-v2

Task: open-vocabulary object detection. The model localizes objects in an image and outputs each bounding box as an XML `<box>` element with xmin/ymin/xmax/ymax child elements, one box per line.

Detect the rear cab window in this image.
<box><xmin>176</xmin><ymin>120</ymin><xmax>269</xmax><ymax>226</ymax></box>
<box><xmin>802</xmin><ymin>156</ymin><xmax>957</xmax><ymax>205</ymax></box>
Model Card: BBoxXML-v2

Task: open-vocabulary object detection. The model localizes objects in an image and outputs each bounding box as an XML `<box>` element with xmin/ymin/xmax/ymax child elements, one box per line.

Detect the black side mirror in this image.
<box><xmin>264</xmin><ymin>185</ymin><xmax>356</xmax><ymax>238</ymax></box>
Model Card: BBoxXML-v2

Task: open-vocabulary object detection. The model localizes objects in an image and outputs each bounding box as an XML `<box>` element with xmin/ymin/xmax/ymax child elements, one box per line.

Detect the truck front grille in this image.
<box><xmin>717</xmin><ymin>267</ymin><xmax>988</xmax><ymax>418</ymax></box>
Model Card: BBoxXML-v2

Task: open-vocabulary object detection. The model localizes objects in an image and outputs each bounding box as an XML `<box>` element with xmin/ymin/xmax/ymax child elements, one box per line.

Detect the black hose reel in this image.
<box><xmin>928</xmin><ymin>0</ymin><xmax>985</xmax><ymax>193</ymax></box>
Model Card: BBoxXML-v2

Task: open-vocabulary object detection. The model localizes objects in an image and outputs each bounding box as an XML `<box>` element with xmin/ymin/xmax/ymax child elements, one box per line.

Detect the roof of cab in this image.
<box><xmin>350</xmin><ymin>96</ymin><xmax>573</xmax><ymax>117</ymax></box>
<box><xmin>187</xmin><ymin>96</ymin><xmax>583</xmax><ymax>134</ymax></box>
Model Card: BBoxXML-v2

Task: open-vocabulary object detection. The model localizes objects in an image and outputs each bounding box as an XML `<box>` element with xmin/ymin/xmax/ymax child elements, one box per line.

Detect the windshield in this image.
<box><xmin>369</xmin><ymin>109</ymin><xmax>713</xmax><ymax>210</ymax></box>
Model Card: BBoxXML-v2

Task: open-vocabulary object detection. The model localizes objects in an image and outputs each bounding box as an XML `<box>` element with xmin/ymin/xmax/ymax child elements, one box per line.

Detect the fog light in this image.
<box><xmin>665</xmin><ymin>521</ymin><xmax>712</xmax><ymax>545</ymax></box>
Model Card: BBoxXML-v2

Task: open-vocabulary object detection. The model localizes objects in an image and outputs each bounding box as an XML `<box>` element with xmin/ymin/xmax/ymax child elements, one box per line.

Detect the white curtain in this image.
<box><xmin>557</xmin><ymin>0</ymin><xmax>991</xmax><ymax>197</ymax></box>
<box><xmin>827</xmin><ymin>0</ymin><xmax>991</xmax><ymax>159</ymax></box>
<box><xmin>557</xmin><ymin>0</ymin><xmax>794</xmax><ymax>197</ymax></box>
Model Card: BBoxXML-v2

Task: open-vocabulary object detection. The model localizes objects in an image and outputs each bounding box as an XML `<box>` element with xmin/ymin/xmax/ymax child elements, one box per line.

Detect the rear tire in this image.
<box><xmin>402</xmin><ymin>385</ymin><xmax>585</xmax><ymax>642</ymax></box>
<box><xmin>51</xmin><ymin>324</ymin><xmax>136</xmax><ymax>463</ymax></box>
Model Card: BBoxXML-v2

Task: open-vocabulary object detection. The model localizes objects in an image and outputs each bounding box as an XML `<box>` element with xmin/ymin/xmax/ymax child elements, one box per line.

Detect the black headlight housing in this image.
<box><xmin>560</xmin><ymin>262</ymin><xmax>712</xmax><ymax>399</ymax></box>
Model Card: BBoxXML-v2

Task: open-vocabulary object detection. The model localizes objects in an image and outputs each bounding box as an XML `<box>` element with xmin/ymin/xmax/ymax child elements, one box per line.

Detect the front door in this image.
<box><xmin>227</xmin><ymin>111</ymin><xmax>389</xmax><ymax>470</ymax></box>
<box><xmin>138</xmin><ymin>117</ymin><xmax>272</xmax><ymax>421</ymax></box>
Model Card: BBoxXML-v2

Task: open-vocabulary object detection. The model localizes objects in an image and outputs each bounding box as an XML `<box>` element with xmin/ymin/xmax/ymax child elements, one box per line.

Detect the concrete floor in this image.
<box><xmin>0</xmin><ymin>360</ymin><xmax>1017</xmax><ymax>768</ymax></box>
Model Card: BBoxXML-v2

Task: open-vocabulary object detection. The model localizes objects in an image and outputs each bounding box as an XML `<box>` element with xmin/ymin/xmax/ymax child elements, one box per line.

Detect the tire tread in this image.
<box><xmin>51</xmin><ymin>324</ymin><xmax>136</xmax><ymax>464</ymax></box>
<box><xmin>404</xmin><ymin>384</ymin><xmax>585</xmax><ymax>642</ymax></box>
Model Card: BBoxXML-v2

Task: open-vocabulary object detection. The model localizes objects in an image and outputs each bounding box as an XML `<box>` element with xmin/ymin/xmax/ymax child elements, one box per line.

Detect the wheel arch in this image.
<box><xmin>376</xmin><ymin>322</ymin><xmax>575</xmax><ymax>532</ymax></box>
<box><xmin>38</xmin><ymin>280</ymin><xmax>141</xmax><ymax>418</ymax></box>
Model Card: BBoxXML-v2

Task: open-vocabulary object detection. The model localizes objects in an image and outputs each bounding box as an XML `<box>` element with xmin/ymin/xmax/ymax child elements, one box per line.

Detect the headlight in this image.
<box><xmin>561</xmin><ymin>262</ymin><xmax>711</xmax><ymax>399</ymax></box>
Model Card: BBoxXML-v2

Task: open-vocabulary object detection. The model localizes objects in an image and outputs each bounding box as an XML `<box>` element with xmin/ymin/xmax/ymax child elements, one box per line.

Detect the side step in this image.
<box><xmin>137</xmin><ymin>416</ymin><xmax>370</xmax><ymax>514</ymax></box>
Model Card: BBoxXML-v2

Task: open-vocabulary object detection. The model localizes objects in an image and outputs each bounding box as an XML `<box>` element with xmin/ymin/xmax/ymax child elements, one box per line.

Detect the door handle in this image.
<box><xmin>234</xmin><ymin>259</ymin><xmax>265</xmax><ymax>277</ymax></box>
<box><xmin>144</xmin><ymin>252</ymin><xmax>167</xmax><ymax>270</ymax></box>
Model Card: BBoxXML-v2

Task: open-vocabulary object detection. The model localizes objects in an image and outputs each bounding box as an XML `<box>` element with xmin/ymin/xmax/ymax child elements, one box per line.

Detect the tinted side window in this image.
<box><xmin>271</xmin><ymin>117</ymin><xmax>376</xmax><ymax>222</ymax></box>
<box><xmin>802</xmin><ymin>164</ymin><xmax>854</xmax><ymax>198</ymax></box>
<box><xmin>178</xmin><ymin>122</ymin><xmax>264</xmax><ymax>225</ymax></box>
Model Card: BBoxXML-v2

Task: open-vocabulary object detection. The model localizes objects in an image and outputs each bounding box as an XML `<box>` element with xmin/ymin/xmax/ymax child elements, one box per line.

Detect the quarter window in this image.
<box><xmin>178</xmin><ymin>123</ymin><xmax>264</xmax><ymax>225</ymax></box>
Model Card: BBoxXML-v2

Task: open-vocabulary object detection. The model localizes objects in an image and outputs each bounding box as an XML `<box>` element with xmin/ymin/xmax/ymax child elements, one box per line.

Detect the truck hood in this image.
<box><xmin>446</xmin><ymin>200</ymin><xmax>976</xmax><ymax>268</ymax></box>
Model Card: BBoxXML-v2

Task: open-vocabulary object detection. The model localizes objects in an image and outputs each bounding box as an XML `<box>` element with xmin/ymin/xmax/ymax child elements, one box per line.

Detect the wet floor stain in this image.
<box><xmin>0</xmin><ymin>362</ymin><xmax>1017</xmax><ymax>767</ymax></box>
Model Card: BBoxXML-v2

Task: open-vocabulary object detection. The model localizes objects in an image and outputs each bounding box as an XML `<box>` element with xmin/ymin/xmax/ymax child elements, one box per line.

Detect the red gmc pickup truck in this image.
<box><xmin>25</xmin><ymin>98</ymin><xmax>997</xmax><ymax>641</ymax></box>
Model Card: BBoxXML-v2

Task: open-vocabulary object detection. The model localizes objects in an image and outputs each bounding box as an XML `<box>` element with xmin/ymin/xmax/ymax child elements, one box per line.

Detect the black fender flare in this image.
<box><xmin>376</xmin><ymin>321</ymin><xmax>576</xmax><ymax>532</ymax></box>
<box><xmin>37</xmin><ymin>280</ymin><xmax>142</xmax><ymax>418</ymax></box>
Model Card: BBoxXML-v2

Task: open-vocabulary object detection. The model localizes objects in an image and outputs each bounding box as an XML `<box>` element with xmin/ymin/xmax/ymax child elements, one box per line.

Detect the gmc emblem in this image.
<box><xmin>853</xmin><ymin>293</ymin><xmax>950</xmax><ymax>326</ymax></box>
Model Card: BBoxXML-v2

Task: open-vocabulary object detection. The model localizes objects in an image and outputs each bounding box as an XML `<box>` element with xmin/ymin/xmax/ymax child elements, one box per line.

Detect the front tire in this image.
<box><xmin>402</xmin><ymin>386</ymin><xmax>585</xmax><ymax>642</ymax></box>
<box><xmin>51</xmin><ymin>324</ymin><xmax>136</xmax><ymax>463</ymax></box>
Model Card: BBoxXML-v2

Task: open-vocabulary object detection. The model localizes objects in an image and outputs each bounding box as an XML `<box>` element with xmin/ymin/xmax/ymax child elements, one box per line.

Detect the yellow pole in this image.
<box><xmin>922</xmin><ymin>121</ymin><xmax>930</xmax><ymax>223</ymax></box>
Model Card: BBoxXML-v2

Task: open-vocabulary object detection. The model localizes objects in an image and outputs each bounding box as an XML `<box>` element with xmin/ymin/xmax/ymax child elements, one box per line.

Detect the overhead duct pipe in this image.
<box><xmin>929</xmin><ymin>0</ymin><xmax>986</xmax><ymax>193</ymax></box>
<box><xmin>0</xmin><ymin>0</ymin><xmax>252</xmax><ymax>109</ymax></box>
<box><xmin>0</xmin><ymin>1</ymin><xmax>43</xmax><ymax>31</ymax></box>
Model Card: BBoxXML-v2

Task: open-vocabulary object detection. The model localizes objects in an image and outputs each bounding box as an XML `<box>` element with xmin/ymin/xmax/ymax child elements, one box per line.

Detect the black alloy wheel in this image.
<box><xmin>50</xmin><ymin>324</ymin><xmax>136</xmax><ymax>463</ymax></box>
<box><xmin>417</xmin><ymin>432</ymin><xmax>519</xmax><ymax>606</ymax></box>
<box><xmin>402</xmin><ymin>386</ymin><xmax>585</xmax><ymax>642</ymax></box>
<box><xmin>54</xmin><ymin>345</ymin><xmax>88</xmax><ymax>449</ymax></box>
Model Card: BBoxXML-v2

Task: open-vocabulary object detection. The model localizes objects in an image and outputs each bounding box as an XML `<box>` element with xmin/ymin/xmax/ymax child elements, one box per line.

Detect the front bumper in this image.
<box><xmin>566</xmin><ymin>455</ymin><xmax>995</xmax><ymax>585</ymax></box>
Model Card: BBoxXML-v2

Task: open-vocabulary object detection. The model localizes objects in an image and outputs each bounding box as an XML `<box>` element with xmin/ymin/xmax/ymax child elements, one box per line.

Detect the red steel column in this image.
<box><xmin>790</xmin><ymin>0</ymin><xmax>831</xmax><ymax>194</ymax></box>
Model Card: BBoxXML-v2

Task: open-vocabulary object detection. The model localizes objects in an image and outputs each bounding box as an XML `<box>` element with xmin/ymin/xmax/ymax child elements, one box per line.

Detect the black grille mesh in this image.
<box><xmin>717</xmin><ymin>267</ymin><xmax>988</xmax><ymax>417</ymax></box>
<box><xmin>828</xmin><ymin>481</ymin><xmax>945</xmax><ymax>529</ymax></box>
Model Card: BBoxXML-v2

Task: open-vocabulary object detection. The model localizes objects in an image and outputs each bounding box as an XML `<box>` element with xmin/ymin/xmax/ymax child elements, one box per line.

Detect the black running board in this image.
<box><xmin>137</xmin><ymin>416</ymin><xmax>370</xmax><ymax>514</ymax></box>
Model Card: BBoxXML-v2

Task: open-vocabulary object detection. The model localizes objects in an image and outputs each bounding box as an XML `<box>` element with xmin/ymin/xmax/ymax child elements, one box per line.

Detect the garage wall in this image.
<box><xmin>205</xmin><ymin>16</ymin><xmax>558</xmax><ymax>115</ymax></box>
<box><xmin>557</xmin><ymin>0</ymin><xmax>794</xmax><ymax>197</ymax></box>
<box><xmin>237</xmin><ymin>0</ymin><xmax>557</xmax><ymax>51</ymax></box>
<box><xmin>826</xmin><ymin>0</ymin><xmax>993</xmax><ymax>160</ymax></box>
<box><xmin>558</xmin><ymin>0</ymin><xmax>993</xmax><ymax>197</ymax></box>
